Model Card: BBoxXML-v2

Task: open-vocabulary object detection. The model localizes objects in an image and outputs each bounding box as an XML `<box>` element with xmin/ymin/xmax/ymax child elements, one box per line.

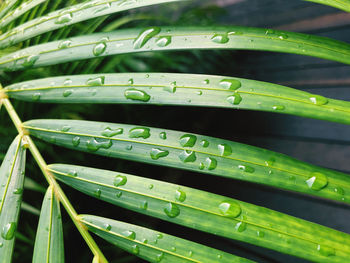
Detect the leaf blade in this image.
<box><xmin>23</xmin><ymin>119</ymin><xmax>350</xmax><ymax>205</ymax></box>
<box><xmin>80</xmin><ymin>214</ymin><xmax>253</xmax><ymax>263</ymax></box>
<box><xmin>2</xmin><ymin>26</ymin><xmax>350</xmax><ymax>71</ymax></box>
<box><xmin>49</xmin><ymin>163</ymin><xmax>350</xmax><ymax>263</ymax></box>
<box><xmin>32</xmin><ymin>186</ymin><xmax>64</xmax><ymax>263</ymax></box>
<box><xmin>0</xmin><ymin>135</ymin><xmax>26</xmax><ymax>263</ymax></box>
<box><xmin>5</xmin><ymin>73</ymin><xmax>350</xmax><ymax>125</ymax></box>
<box><xmin>0</xmin><ymin>0</ymin><xmax>187</xmax><ymax>49</ymax></box>
<box><xmin>305</xmin><ymin>0</ymin><xmax>350</xmax><ymax>12</ymax></box>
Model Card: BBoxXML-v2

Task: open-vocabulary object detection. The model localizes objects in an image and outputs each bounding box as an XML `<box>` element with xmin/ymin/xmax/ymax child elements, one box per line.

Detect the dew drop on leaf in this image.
<box><xmin>122</xmin><ymin>230</ymin><xmax>136</xmax><ymax>240</ymax></box>
<box><xmin>133</xmin><ymin>27</ymin><xmax>161</xmax><ymax>49</ymax></box>
<box><xmin>204</xmin><ymin>157</ymin><xmax>217</xmax><ymax>170</ymax></box>
<box><xmin>272</xmin><ymin>105</ymin><xmax>285</xmax><ymax>110</ymax></box>
<box><xmin>235</xmin><ymin>221</ymin><xmax>246</xmax><ymax>232</ymax></box>
<box><xmin>104</xmin><ymin>224</ymin><xmax>111</xmax><ymax>231</ymax></box>
<box><xmin>306</xmin><ymin>172</ymin><xmax>328</xmax><ymax>190</ymax></box>
<box><xmin>309</xmin><ymin>95</ymin><xmax>328</xmax><ymax>105</ymax></box>
<box><xmin>86</xmin><ymin>76</ymin><xmax>105</xmax><ymax>86</ymax></box>
<box><xmin>164</xmin><ymin>202</ymin><xmax>180</xmax><ymax>218</ymax></box>
<box><xmin>156</xmin><ymin>36</ymin><xmax>171</xmax><ymax>47</ymax></box>
<box><xmin>101</xmin><ymin>127</ymin><xmax>123</xmax><ymax>137</ymax></box>
<box><xmin>72</xmin><ymin>136</ymin><xmax>80</xmax><ymax>147</ymax></box>
<box><xmin>200</xmin><ymin>139</ymin><xmax>209</xmax><ymax>148</ymax></box>
<box><xmin>218</xmin><ymin>201</ymin><xmax>241</xmax><ymax>218</ymax></box>
<box><xmin>113</xmin><ymin>175</ymin><xmax>127</xmax><ymax>187</ymax></box>
<box><xmin>63</xmin><ymin>89</ymin><xmax>73</xmax><ymax>97</ymax></box>
<box><xmin>93</xmin><ymin>42</ymin><xmax>107</xmax><ymax>56</ymax></box>
<box><xmin>211</xmin><ymin>33</ymin><xmax>229</xmax><ymax>44</ymax></box>
<box><xmin>219</xmin><ymin>79</ymin><xmax>241</xmax><ymax>90</ymax></box>
<box><xmin>159</xmin><ymin>132</ymin><xmax>167</xmax><ymax>140</ymax></box>
<box><xmin>129</xmin><ymin>127</ymin><xmax>150</xmax><ymax>139</ymax></box>
<box><xmin>238</xmin><ymin>165</ymin><xmax>255</xmax><ymax>173</ymax></box>
<box><xmin>150</xmin><ymin>148</ymin><xmax>169</xmax><ymax>160</ymax></box>
<box><xmin>32</xmin><ymin>92</ymin><xmax>41</xmax><ymax>101</ymax></box>
<box><xmin>218</xmin><ymin>144</ymin><xmax>232</xmax><ymax>156</ymax></box>
<box><xmin>164</xmin><ymin>81</ymin><xmax>177</xmax><ymax>93</ymax></box>
<box><xmin>175</xmin><ymin>189</ymin><xmax>186</xmax><ymax>202</ymax></box>
<box><xmin>55</xmin><ymin>13</ymin><xmax>72</xmax><ymax>24</ymax></box>
<box><xmin>179</xmin><ymin>150</ymin><xmax>196</xmax><ymax>163</ymax></box>
<box><xmin>317</xmin><ymin>244</ymin><xmax>335</xmax><ymax>257</ymax></box>
<box><xmin>94</xmin><ymin>189</ymin><xmax>101</xmax><ymax>198</ymax></box>
<box><xmin>179</xmin><ymin>134</ymin><xmax>197</xmax><ymax>147</ymax></box>
<box><xmin>226</xmin><ymin>93</ymin><xmax>242</xmax><ymax>105</ymax></box>
<box><xmin>131</xmin><ymin>244</ymin><xmax>139</xmax><ymax>254</ymax></box>
<box><xmin>1</xmin><ymin>222</ymin><xmax>16</xmax><ymax>240</ymax></box>
<box><xmin>156</xmin><ymin>252</ymin><xmax>164</xmax><ymax>262</ymax></box>
<box><xmin>58</xmin><ymin>39</ymin><xmax>72</xmax><ymax>49</ymax></box>
<box><xmin>124</xmin><ymin>88</ymin><xmax>150</xmax><ymax>102</ymax></box>
<box><xmin>86</xmin><ymin>138</ymin><xmax>112</xmax><ymax>152</ymax></box>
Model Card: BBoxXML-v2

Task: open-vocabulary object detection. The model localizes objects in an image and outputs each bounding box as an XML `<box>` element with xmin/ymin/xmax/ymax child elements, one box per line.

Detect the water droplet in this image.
<box><xmin>265</xmin><ymin>29</ymin><xmax>275</xmax><ymax>35</ymax></box>
<box><xmin>1</xmin><ymin>222</ymin><xmax>16</xmax><ymax>240</ymax></box>
<box><xmin>235</xmin><ymin>220</ymin><xmax>246</xmax><ymax>232</ymax></box>
<box><xmin>218</xmin><ymin>144</ymin><xmax>232</xmax><ymax>156</ymax></box>
<box><xmin>150</xmin><ymin>148</ymin><xmax>169</xmax><ymax>160</ymax></box>
<box><xmin>13</xmin><ymin>188</ymin><xmax>23</xmax><ymax>194</ymax></box>
<box><xmin>124</xmin><ymin>88</ymin><xmax>150</xmax><ymax>102</ymax></box>
<box><xmin>264</xmin><ymin>157</ymin><xmax>275</xmax><ymax>166</ymax></box>
<box><xmin>94</xmin><ymin>189</ymin><xmax>101</xmax><ymax>198</ymax></box>
<box><xmin>157</xmin><ymin>233</ymin><xmax>163</xmax><ymax>239</ymax></box>
<box><xmin>164</xmin><ymin>202</ymin><xmax>180</xmax><ymax>218</ymax></box>
<box><xmin>272</xmin><ymin>105</ymin><xmax>285</xmax><ymax>110</ymax></box>
<box><xmin>159</xmin><ymin>132</ymin><xmax>167</xmax><ymax>140</ymax></box>
<box><xmin>0</xmin><ymin>242</ymin><xmax>3</xmax><ymax>247</ymax></box>
<box><xmin>129</xmin><ymin>127</ymin><xmax>150</xmax><ymax>139</ymax></box>
<box><xmin>199</xmin><ymin>162</ymin><xmax>205</xmax><ymax>170</ymax></box>
<box><xmin>238</xmin><ymin>165</ymin><xmax>255</xmax><ymax>173</ymax></box>
<box><xmin>171</xmin><ymin>246</ymin><xmax>176</xmax><ymax>251</ymax></box>
<box><xmin>200</xmin><ymin>140</ymin><xmax>209</xmax><ymax>147</ymax></box>
<box><xmin>164</xmin><ymin>81</ymin><xmax>177</xmax><ymax>93</ymax></box>
<box><xmin>179</xmin><ymin>150</ymin><xmax>196</xmax><ymax>163</ymax></box>
<box><xmin>156</xmin><ymin>252</ymin><xmax>164</xmax><ymax>262</ymax></box>
<box><xmin>58</xmin><ymin>39</ymin><xmax>72</xmax><ymax>49</ymax></box>
<box><xmin>218</xmin><ymin>201</ymin><xmax>241</xmax><ymax>218</ymax></box>
<box><xmin>63</xmin><ymin>79</ymin><xmax>72</xmax><ymax>86</ymax></box>
<box><xmin>334</xmin><ymin>187</ymin><xmax>344</xmax><ymax>195</ymax></box>
<box><xmin>227</xmin><ymin>93</ymin><xmax>242</xmax><ymax>105</ymax></box>
<box><xmin>86</xmin><ymin>76</ymin><xmax>105</xmax><ymax>86</ymax></box>
<box><xmin>104</xmin><ymin>224</ymin><xmax>112</xmax><ymax>231</ymax></box>
<box><xmin>122</xmin><ymin>230</ymin><xmax>136</xmax><ymax>240</ymax></box>
<box><xmin>317</xmin><ymin>244</ymin><xmax>335</xmax><ymax>257</ymax></box>
<box><xmin>131</xmin><ymin>244</ymin><xmax>139</xmax><ymax>254</ymax></box>
<box><xmin>219</xmin><ymin>79</ymin><xmax>241</xmax><ymax>90</ymax></box>
<box><xmin>61</xmin><ymin>125</ymin><xmax>71</xmax><ymax>132</ymax></box>
<box><xmin>309</xmin><ymin>95</ymin><xmax>328</xmax><ymax>105</ymax></box>
<box><xmin>114</xmin><ymin>175</ymin><xmax>127</xmax><ymax>187</ymax></box>
<box><xmin>204</xmin><ymin>157</ymin><xmax>217</xmax><ymax>170</ymax></box>
<box><xmin>86</xmin><ymin>138</ymin><xmax>112</xmax><ymax>152</ymax></box>
<box><xmin>257</xmin><ymin>230</ymin><xmax>265</xmax><ymax>237</ymax></box>
<box><xmin>128</xmin><ymin>78</ymin><xmax>134</xmax><ymax>85</ymax></box>
<box><xmin>133</xmin><ymin>27</ymin><xmax>161</xmax><ymax>49</ymax></box>
<box><xmin>203</xmin><ymin>79</ymin><xmax>210</xmax><ymax>84</ymax></box>
<box><xmin>125</xmin><ymin>144</ymin><xmax>132</xmax><ymax>150</ymax></box>
<box><xmin>148</xmin><ymin>184</ymin><xmax>154</xmax><ymax>189</ymax></box>
<box><xmin>188</xmin><ymin>251</ymin><xmax>193</xmax><ymax>257</ymax></box>
<box><xmin>32</xmin><ymin>92</ymin><xmax>41</xmax><ymax>101</ymax></box>
<box><xmin>116</xmin><ymin>191</ymin><xmax>122</xmax><ymax>198</ymax></box>
<box><xmin>211</xmin><ymin>33</ymin><xmax>229</xmax><ymax>44</ymax></box>
<box><xmin>175</xmin><ymin>189</ymin><xmax>186</xmax><ymax>202</ymax></box>
<box><xmin>68</xmin><ymin>170</ymin><xmax>78</xmax><ymax>177</ymax></box>
<box><xmin>101</xmin><ymin>127</ymin><xmax>123</xmax><ymax>137</ymax></box>
<box><xmin>278</xmin><ymin>33</ymin><xmax>288</xmax><ymax>40</ymax></box>
<box><xmin>140</xmin><ymin>200</ymin><xmax>148</xmax><ymax>210</ymax></box>
<box><xmin>72</xmin><ymin>136</ymin><xmax>80</xmax><ymax>147</ymax></box>
<box><xmin>179</xmin><ymin>134</ymin><xmax>197</xmax><ymax>147</ymax></box>
<box><xmin>93</xmin><ymin>42</ymin><xmax>107</xmax><ymax>56</ymax></box>
<box><xmin>156</xmin><ymin>36</ymin><xmax>171</xmax><ymax>47</ymax></box>
<box><xmin>63</xmin><ymin>89</ymin><xmax>73</xmax><ymax>97</ymax></box>
<box><xmin>217</xmin><ymin>254</ymin><xmax>222</xmax><ymax>259</ymax></box>
<box><xmin>23</xmin><ymin>55</ymin><xmax>39</xmax><ymax>68</ymax></box>
<box><xmin>306</xmin><ymin>172</ymin><xmax>328</xmax><ymax>190</ymax></box>
<box><xmin>55</xmin><ymin>13</ymin><xmax>72</xmax><ymax>24</ymax></box>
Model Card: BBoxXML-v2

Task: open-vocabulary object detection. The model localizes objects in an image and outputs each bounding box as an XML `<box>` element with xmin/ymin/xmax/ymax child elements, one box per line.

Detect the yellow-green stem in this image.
<box><xmin>1</xmin><ymin>92</ymin><xmax>108</xmax><ymax>263</ymax></box>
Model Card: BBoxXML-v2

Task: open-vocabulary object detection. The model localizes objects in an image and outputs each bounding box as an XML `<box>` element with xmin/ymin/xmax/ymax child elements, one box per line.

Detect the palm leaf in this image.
<box><xmin>0</xmin><ymin>0</ymin><xmax>48</xmax><ymax>29</ymax></box>
<box><xmin>5</xmin><ymin>73</ymin><xmax>350</xmax><ymax>125</ymax></box>
<box><xmin>0</xmin><ymin>0</ymin><xmax>19</xmax><ymax>20</ymax></box>
<box><xmin>48</xmin><ymin>163</ymin><xmax>350</xmax><ymax>262</ymax></box>
<box><xmin>305</xmin><ymin>0</ymin><xmax>350</xmax><ymax>12</ymax></box>
<box><xmin>80</xmin><ymin>214</ymin><xmax>253</xmax><ymax>263</ymax></box>
<box><xmin>0</xmin><ymin>0</ymin><xmax>187</xmax><ymax>49</ymax></box>
<box><xmin>32</xmin><ymin>186</ymin><xmax>64</xmax><ymax>263</ymax></box>
<box><xmin>1</xmin><ymin>26</ymin><xmax>350</xmax><ymax>71</ymax></box>
<box><xmin>0</xmin><ymin>135</ymin><xmax>26</xmax><ymax>262</ymax></box>
<box><xmin>23</xmin><ymin>119</ymin><xmax>350</xmax><ymax>204</ymax></box>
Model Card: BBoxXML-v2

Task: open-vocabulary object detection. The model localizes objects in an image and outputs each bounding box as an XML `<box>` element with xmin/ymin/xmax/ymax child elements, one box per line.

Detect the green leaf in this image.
<box><xmin>0</xmin><ymin>135</ymin><xmax>26</xmax><ymax>263</ymax></box>
<box><xmin>80</xmin><ymin>214</ymin><xmax>253</xmax><ymax>263</ymax></box>
<box><xmin>21</xmin><ymin>202</ymin><xmax>40</xmax><ymax>216</ymax></box>
<box><xmin>49</xmin><ymin>163</ymin><xmax>350</xmax><ymax>262</ymax></box>
<box><xmin>24</xmin><ymin>177</ymin><xmax>46</xmax><ymax>193</ymax></box>
<box><xmin>32</xmin><ymin>186</ymin><xmax>64</xmax><ymax>263</ymax></box>
<box><xmin>0</xmin><ymin>0</ymin><xmax>187</xmax><ymax>49</ymax></box>
<box><xmin>5</xmin><ymin>73</ymin><xmax>350</xmax><ymax>125</ymax></box>
<box><xmin>0</xmin><ymin>0</ymin><xmax>18</xmax><ymax>20</ymax></box>
<box><xmin>0</xmin><ymin>0</ymin><xmax>48</xmax><ymax>29</ymax></box>
<box><xmin>305</xmin><ymin>0</ymin><xmax>350</xmax><ymax>12</ymax></box>
<box><xmin>2</xmin><ymin>26</ymin><xmax>350</xmax><ymax>71</ymax></box>
<box><xmin>24</xmin><ymin>119</ymin><xmax>350</xmax><ymax>204</ymax></box>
